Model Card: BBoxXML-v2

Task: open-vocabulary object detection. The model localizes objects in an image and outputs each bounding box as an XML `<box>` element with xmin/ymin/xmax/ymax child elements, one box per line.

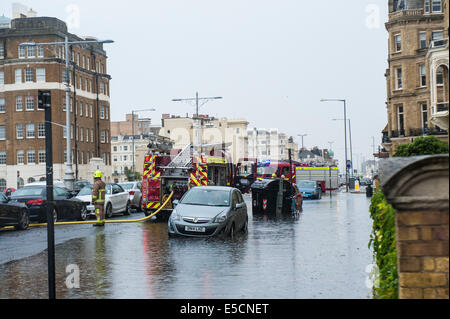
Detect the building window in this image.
<box><xmin>419</xmin><ymin>64</ymin><xmax>426</xmax><ymax>87</ymax></box>
<box><xmin>99</xmin><ymin>82</ymin><xmax>105</xmax><ymax>94</ymax></box>
<box><xmin>91</xmin><ymin>129</ymin><xmax>94</xmax><ymax>143</ymax></box>
<box><xmin>0</xmin><ymin>152</ymin><xmax>6</xmax><ymax>165</ymax></box>
<box><xmin>394</xmin><ymin>34</ymin><xmax>402</xmax><ymax>52</ymax></box>
<box><xmin>100</xmin><ymin>105</ymin><xmax>105</xmax><ymax>119</ymax></box>
<box><xmin>0</xmin><ymin>43</ymin><xmax>4</xmax><ymax>59</ymax></box>
<box><xmin>19</xmin><ymin>46</ymin><xmax>25</xmax><ymax>58</ymax></box>
<box><xmin>38</xmin><ymin>150</ymin><xmax>46</xmax><ymax>163</ymax></box>
<box><xmin>419</xmin><ymin>32</ymin><xmax>427</xmax><ymax>49</ymax></box>
<box><xmin>38</xmin><ymin>123</ymin><xmax>45</xmax><ymax>138</ymax></box>
<box><xmin>0</xmin><ymin>125</ymin><xmax>5</xmax><ymax>140</ymax></box>
<box><xmin>25</xmin><ymin>68</ymin><xmax>34</xmax><ymax>82</ymax></box>
<box><xmin>27</xmin><ymin>177</ymin><xmax>35</xmax><ymax>184</ymax></box>
<box><xmin>15</xmin><ymin>69</ymin><xmax>22</xmax><ymax>83</ymax></box>
<box><xmin>436</xmin><ymin>66</ymin><xmax>444</xmax><ymax>85</ymax></box>
<box><xmin>80</xmin><ymin>127</ymin><xmax>83</xmax><ymax>142</ymax></box>
<box><xmin>397</xmin><ymin>105</ymin><xmax>405</xmax><ymax>136</ymax></box>
<box><xmin>90</xmin><ymin>104</ymin><xmax>93</xmax><ymax>118</ymax></box>
<box><xmin>26</xmin><ymin>123</ymin><xmax>35</xmax><ymax>138</ymax></box>
<box><xmin>432</xmin><ymin>31</ymin><xmax>444</xmax><ymax>41</ymax></box>
<box><xmin>0</xmin><ymin>98</ymin><xmax>5</xmax><ymax>113</ymax></box>
<box><xmin>36</xmin><ymin>68</ymin><xmax>46</xmax><ymax>82</ymax></box>
<box><xmin>85</xmin><ymin>103</ymin><xmax>89</xmax><ymax>117</ymax></box>
<box><xmin>16</xmin><ymin>124</ymin><xmax>23</xmax><ymax>139</ymax></box>
<box><xmin>27</xmin><ymin>45</ymin><xmax>35</xmax><ymax>58</ymax></box>
<box><xmin>432</xmin><ymin>0</ymin><xmax>442</xmax><ymax>12</ymax></box>
<box><xmin>16</xmin><ymin>96</ymin><xmax>23</xmax><ymax>111</ymax></box>
<box><xmin>37</xmin><ymin>45</ymin><xmax>44</xmax><ymax>57</ymax></box>
<box><xmin>0</xmin><ymin>71</ymin><xmax>4</xmax><ymax>85</ymax></box>
<box><xmin>101</xmin><ymin>130</ymin><xmax>106</xmax><ymax>143</ymax></box>
<box><xmin>86</xmin><ymin>128</ymin><xmax>89</xmax><ymax>143</ymax></box>
<box><xmin>421</xmin><ymin>103</ymin><xmax>428</xmax><ymax>131</ymax></box>
<box><xmin>26</xmin><ymin>96</ymin><xmax>35</xmax><ymax>111</ymax></box>
<box><xmin>17</xmin><ymin>150</ymin><xmax>24</xmax><ymax>164</ymax></box>
<box><xmin>27</xmin><ymin>149</ymin><xmax>35</xmax><ymax>164</ymax></box>
<box><xmin>82</xmin><ymin>56</ymin><xmax>86</xmax><ymax>69</ymax></box>
<box><xmin>395</xmin><ymin>67</ymin><xmax>403</xmax><ymax>90</ymax></box>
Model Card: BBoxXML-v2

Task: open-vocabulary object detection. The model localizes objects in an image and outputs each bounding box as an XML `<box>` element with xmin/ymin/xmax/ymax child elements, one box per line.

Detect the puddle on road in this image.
<box><xmin>0</xmin><ymin>193</ymin><xmax>373</xmax><ymax>299</ymax></box>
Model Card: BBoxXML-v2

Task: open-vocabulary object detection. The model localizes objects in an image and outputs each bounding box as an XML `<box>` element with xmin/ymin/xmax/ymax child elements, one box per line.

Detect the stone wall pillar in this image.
<box><xmin>380</xmin><ymin>155</ymin><xmax>449</xmax><ymax>299</ymax></box>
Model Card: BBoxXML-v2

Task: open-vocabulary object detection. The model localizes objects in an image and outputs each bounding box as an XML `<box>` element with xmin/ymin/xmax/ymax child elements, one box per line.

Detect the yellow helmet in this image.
<box><xmin>94</xmin><ymin>170</ymin><xmax>102</xmax><ymax>178</ymax></box>
<box><xmin>272</xmin><ymin>173</ymin><xmax>277</xmax><ymax>178</ymax></box>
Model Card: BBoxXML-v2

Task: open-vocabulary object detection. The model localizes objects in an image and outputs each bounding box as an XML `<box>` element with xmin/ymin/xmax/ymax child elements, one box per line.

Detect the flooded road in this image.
<box><xmin>0</xmin><ymin>191</ymin><xmax>373</xmax><ymax>299</ymax></box>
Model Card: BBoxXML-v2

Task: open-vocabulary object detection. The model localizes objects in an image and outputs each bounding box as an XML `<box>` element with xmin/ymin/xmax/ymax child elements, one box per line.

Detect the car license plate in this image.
<box><xmin>87</xmin><ymin>205</ymin><xmax>95</xmax><ymax>211</ymax></box>
<box><xmin>185</xmin><ymin>226</ymin><xmax>206</xmax><ymax>233</ymax></box>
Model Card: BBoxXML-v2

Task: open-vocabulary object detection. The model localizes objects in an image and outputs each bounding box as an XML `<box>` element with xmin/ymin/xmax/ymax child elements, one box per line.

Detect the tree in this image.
<box><xmin>393</xmin><ymin>136</ymin><xmax>448</xmax><ymax>157</ymax></box>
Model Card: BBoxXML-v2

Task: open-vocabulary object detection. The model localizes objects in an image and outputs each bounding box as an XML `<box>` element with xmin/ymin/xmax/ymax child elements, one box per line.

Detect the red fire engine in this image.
<box><xmin>141</xmin><ymin>142</ymin><xmax>235</xmax><ymax>221</ymax></box>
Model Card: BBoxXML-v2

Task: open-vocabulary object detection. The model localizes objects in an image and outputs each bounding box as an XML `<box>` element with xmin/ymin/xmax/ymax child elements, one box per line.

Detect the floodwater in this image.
<box><xmin>0</xmin><ymin>191</ymin><xmax>373</xmax><ymax>299</ymax></box>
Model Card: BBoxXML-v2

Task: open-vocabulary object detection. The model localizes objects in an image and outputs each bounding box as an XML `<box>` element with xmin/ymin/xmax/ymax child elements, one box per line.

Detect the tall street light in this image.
<box><xmin>332</xmin><ymin>118</ymin><xmax>353</xmax><ymax>178</ymax></box>
<box><xmin>321</xmin><ymin>98</ymin><xmax>349</xmax><ymax>192</ymax></box>
<box><xmin>20</xmin><ymin>38</ymin><xmax>114</xmax><ymax>191</ymax></box>
<box><xmin>131</xmin><ymin>108</ymin><xmax>156</xmax><ymax>175</ymax></box>
<box><xmin>297</xmin><ymin>134</ymin><xmax>307</xmax><ymax>150</ymax></box>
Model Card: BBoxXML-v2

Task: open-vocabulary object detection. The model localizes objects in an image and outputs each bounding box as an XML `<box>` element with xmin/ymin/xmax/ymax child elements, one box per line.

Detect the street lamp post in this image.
<box><xmin>20</xmin><ymin>38</ymin><xmax>114</xmax><ymax>191</ymax></box>
<box><xmin>131</xmin><ymin>108</ymin><xmax>156</xmax><ymax>175</ymax></box>
<box><xmin>297</xmin><ymin>134</ymin><xmax>307</xmax><ymax>150</ymax></box>
<box><xmin>332</xmin><ymin>118</ymin><xmax>353</xmax><ymax>178</ymax></box>
<box><xmin>321</xmin><ymin>99</ymin><xmax>349</xmax><ymax>192</ymax></box>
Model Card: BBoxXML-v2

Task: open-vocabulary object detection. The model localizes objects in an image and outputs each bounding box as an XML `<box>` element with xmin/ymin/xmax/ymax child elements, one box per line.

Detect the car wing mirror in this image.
<box><xmin>172</xmin><ymin>199</ymin><xmax>179</xmax><ymax>207</ymax></box>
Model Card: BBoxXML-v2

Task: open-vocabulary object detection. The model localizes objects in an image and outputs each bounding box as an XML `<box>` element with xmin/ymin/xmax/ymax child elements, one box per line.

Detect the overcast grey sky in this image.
<box><xmin>1</xmin><ymin>0</ymin><xmax>389</xmax><ymax>172</ymax></box>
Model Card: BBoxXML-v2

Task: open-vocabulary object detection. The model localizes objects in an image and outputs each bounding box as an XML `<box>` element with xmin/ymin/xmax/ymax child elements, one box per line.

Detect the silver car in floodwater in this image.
<box><xmin>168</xmin><ymin>186</ymin><xmax>248</xmax><ymax>238</ymax></box>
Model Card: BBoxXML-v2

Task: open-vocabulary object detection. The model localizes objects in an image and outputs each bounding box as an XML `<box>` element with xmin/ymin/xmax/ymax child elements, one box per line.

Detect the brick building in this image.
<box><xmin>110</xmin><ymin>113</ymin><xmax>153</xmax><ymax>137</ymax></box>
<box><xmin>0</xmin><ymin>16</ymin><xmax>112</xmax><ymax>190</ymax></box>
<box><xmin>382</xmin><ymin>0</ymin><xmax>449</xmax><ymax>156</ymax></box>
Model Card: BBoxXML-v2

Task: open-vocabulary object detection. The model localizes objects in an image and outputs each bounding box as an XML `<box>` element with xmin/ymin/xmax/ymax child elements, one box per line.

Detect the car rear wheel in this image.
<box><xmin>241</xmin><ymin>218</ymin><xmax>248</xmax><ymax>234</ymax></box>
<box><xmin>106</xmin><ymin>203</ymin><xmax>113</xmax><ymax>219</ymax></box>
<box><xmin>15</xmin><ymin>209</ymin><xmax>29</xmax><ymax>230</ymax></box>
<box><xmin>123</xmin><ymin>201</ymin><xmax>131</xmax><ymax>216</ymax></box>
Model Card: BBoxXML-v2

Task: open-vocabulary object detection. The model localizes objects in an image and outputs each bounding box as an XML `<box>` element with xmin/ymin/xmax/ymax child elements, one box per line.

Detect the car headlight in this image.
<box><xmin>170</xmin><ymin>209</ymin><xmax>181</xmax><ymax>221</ymax></box>
<box><xmin>214</xmin><ymin>211</ymin><xmax>228</xmax><ymax>223</ymax></box>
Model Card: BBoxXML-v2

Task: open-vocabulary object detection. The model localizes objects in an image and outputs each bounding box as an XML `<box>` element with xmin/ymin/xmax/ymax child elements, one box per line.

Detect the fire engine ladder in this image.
<box><xmin>166</xmin><ymin>143</ymin><xmax>194</xmax><ymax>169</ymax></box>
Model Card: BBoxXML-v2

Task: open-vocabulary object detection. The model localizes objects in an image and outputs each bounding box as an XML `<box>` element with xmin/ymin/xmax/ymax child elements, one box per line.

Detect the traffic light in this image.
<box><xmin>38</xmin><ymin>90</ymin><xmax>51</xmax><ymax>109</ymax></box>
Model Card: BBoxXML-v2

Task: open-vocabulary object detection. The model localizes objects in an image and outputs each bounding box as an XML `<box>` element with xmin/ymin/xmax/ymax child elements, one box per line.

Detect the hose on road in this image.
<box><xmin>1</xmin><ymin>192</ymin><xmax>174</xmax><ymax>231</ymax></box>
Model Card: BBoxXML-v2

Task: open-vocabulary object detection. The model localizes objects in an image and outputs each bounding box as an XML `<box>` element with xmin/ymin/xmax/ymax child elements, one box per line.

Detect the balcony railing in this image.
<box><xmin>390</xmin><ymin>127</ymin><xmax>448</xmax><ymax>138</ymax></box>
<box><xmin>389</xmin><ymin>8</ymin><xmax>424</xmax><ymax>20</ymax></box>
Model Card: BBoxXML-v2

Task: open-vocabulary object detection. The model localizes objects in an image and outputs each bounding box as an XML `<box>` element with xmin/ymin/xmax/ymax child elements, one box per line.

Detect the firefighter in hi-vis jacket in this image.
<box><xmin>92</xmin><ymin>170</ymin><xmax>106</xmax><ymax>227</ymax></box>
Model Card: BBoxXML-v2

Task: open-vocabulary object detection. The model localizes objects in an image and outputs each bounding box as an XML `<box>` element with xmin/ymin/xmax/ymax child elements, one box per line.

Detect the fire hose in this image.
<box><xmin>1</xmin><ymin>192</ymin><xmax>174</xmax><ymax>230</ymax></box>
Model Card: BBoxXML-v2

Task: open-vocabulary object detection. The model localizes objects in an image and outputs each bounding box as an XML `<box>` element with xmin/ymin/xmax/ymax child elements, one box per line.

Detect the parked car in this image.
<box><xmin>168</xmin><ymin>186</ymin><xmax>248</xmax><ymax>238</ymax></box>
<box><xmin>360</xmin><ymin>178</ymin><xmax>373</xmax><ymax>186</ymax></box>
<box><xmin>118</xmin><ymin>181</ymin><xmax>142</xmax><ymax>211</ymax></box>
<box><xmin>297</xmin><ymin>180</ymin><xmax>322</xmax><ymax>200</ymax></box>
<box><xmin>0</xmin><ymin>192</ymin><xmax>30</xmax><ymax>230</ymax></box>
<box><xmin>10</xmin><ymin>186</ymin><xmax>88</xmax><ymax>222</ymax></box>
<box><xmin>76</xmin><ymin>183</ymin><xmax>131</xmax><ymax>218</ymax></box>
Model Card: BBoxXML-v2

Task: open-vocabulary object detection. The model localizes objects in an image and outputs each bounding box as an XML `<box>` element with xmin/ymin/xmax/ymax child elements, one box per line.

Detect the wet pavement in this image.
<box><xmin>0</xmin><ymin>191</ymin><xmax>373</xmax><ymax>299</ymax></box>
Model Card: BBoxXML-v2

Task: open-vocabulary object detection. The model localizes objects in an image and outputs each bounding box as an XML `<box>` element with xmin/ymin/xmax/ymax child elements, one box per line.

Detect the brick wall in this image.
<box><xmin>380</xmin><ymin>155</ymin><xmax>449</xmax><ymax>299</ymax></box>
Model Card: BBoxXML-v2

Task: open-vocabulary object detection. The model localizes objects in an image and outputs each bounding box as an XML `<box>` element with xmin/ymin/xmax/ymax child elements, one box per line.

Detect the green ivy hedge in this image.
<box><xmin>369</xmin><ymin>189</ymin><xmax>398</xmax><ymax>299</ymax></box>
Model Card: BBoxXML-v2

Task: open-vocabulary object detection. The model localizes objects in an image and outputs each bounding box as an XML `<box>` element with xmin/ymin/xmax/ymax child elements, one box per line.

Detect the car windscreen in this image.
<box><xmin>297</xmin><ymin>181</ymin><xmax>316</xmax><ymax>188</ymax></box>
<box><xmin>119</xmin><ymin>183</ymin><xmax>134</xmax><ymax>190</ymax></box>
<box><xmin>257</xmin><ymin>166</ymin><xmax>277</xmax><ymax>176</ymax></box>
<box><xmin>11</xmin><ymin>187</ymin><xmax>44</xmax><ymax>197</ymax></box>
<box><xmin>181</xmin><ymin>189</ymin><xmax>230</xmax><ymax>207</ymax></box>
<box><xmin>78</xmin><ymin>186</ymin><xmax>93</xmax><ymax>196</ymax></box>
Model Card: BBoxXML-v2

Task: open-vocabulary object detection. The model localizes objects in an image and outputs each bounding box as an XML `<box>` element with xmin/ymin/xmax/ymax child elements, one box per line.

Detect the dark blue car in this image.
<box><xmin>10</xmin><ymin>186</ymin><xmax>88</xmax><ymax>223</ymax></box>
<box><xmin>297</xmin><ymin>180</ymin><xmax>322</xmax><ymax>200</ymax></box>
